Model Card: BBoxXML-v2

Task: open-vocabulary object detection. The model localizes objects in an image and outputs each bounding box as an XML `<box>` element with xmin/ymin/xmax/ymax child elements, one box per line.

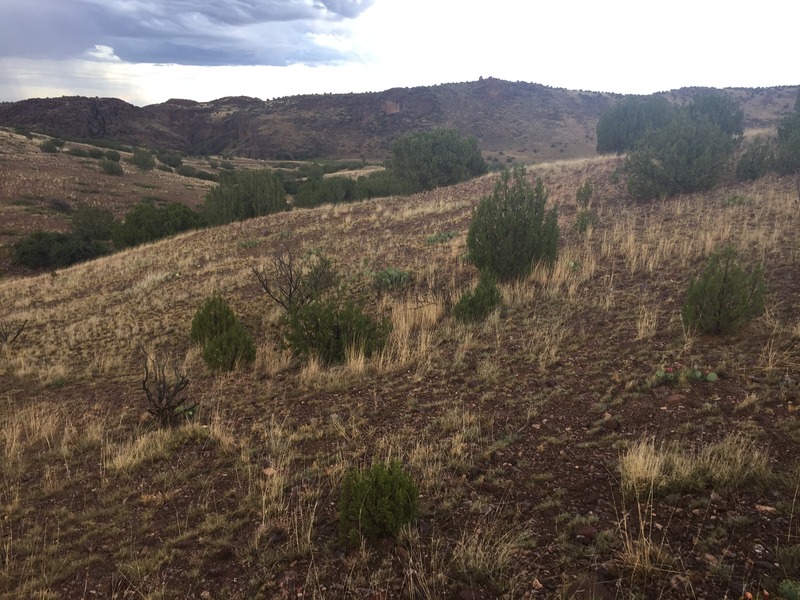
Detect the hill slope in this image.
<box><xmin>1</xmin><ymin>158</ymin><xmax>799</xmax><ymax>598</ymax></box>
<box><xmin>1</xmin><ymin>79</ymin><xmax>797</xmax><ymax>161</ymax></box>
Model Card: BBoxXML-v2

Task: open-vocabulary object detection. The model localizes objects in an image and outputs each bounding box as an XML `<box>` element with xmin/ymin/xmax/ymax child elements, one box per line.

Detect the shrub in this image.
<box><xmin>193</xmin><ymin>170</ymin><xmax>217</xmax><ymax>182</ymax></box>
<box><xmin>141</xmin><ymin>348</ymin><xmax>193</xmax><ymax>428</ymax></box>
<box><xmin>176</xmin><ymin>165</ymin><xmax>197</xmax><ymax>178</ymax></box>
<box><xmin>284</xmin><ymin>298</ymin><xmax>390</xmax><ymax>365</ymax></box>
<box><xmin>575</xmin><ymin>211</ymin><xmax>599</xmax><ymax>233</ymax></box>
<box><xmin>466</xmin><ymin>166</ymin><xmax>559</xmax><ymax>282</ymax></box>
<box><xmin>372</xmin><ymin>267</ymin><xmax>412</xmax><ymax>292</ymax></box>
<box><xmin>252</xmin><ymin>250</ymin><xmax>338</xmax><ymax>313</ymax></box>
<box><xmin>157</xmin><ymin>164</ymin><xmax>173</xmax><ymax>173</ymax></box>
<box><xmin>67</xmin><ymin>147</ymin><xmax>89</xmax><ymax>157</ymax></box>
<box><xmin>204</xmin><ymin>169</ymin><xmax>287</xmax><ymax>226</ymax></box>
<box><xmin>391</xmin><ymin>128</ymin><xmax>487</xmax><ymax>191</ymax></box>
<box><xmin>453</xmin><ymin>270</ymin><xmax>502</xmax><ymax>323</ymax></box>
<box><xmin>775</xmin><ymin>112</ymin><xmax>800</xmax><ymax>175</ymax></box>
<box><xmin>736</xmin><ymin>138</ymin><xmax>774</xmax><ymax>181</ymax></box>
<box><xmin>294</xmin><ymin>175</ymin><xmax>356</xmax><ymax>208</ymax></box>
<box><xmin>219</xmin><ymin>160</ymin><xmax>235</xmax><ymax>171</ymax></box>
<box><xmin>353</xmin><ymin>169</ymin><xmax>414</xmax><ymax>199</ymax></box>
<box><xmin>624</xmin><ymin>111</ymin><xmax>736</xmax><ymax>200</ymax></box>
<box><xmin>104</xmin><ymin>150</ymin><xmax>121</xmax><ymax>162</ymax></box>
<box><xmin>201</xmin><ymin>322</ymin><xmax>256</xmax><ymax>371</ymax></box>
<box><xmin>13</xmin><ymin>231</ymin><xmax>108</xmax><ymax>269</ymax></box>
<box><xmin>682</xmin><ymin>246</ymin><xmax>765</xmax><ymax>335</ymax></box>
<box><xmin>129</xmin><ymin>148</ymin><xmax>155</xmax><ymax>171</ymax></box>
<box><xmin>687</xmin><ymin>90</ymin><xmax>744</xmax><ymax>142</ymax></box>
<box><xmin>72</xmin><ymin>203</ymin><xmax>115</xmax><ymax>240</ymax></box>
<box><xmin>39</xmin><ymin>140</ymin><xmax>59</xmax><ymax>153</ymax></box>
<box><xmin>111</xmin><ymin>201</ymin><xmax>204</xmax><ymax>248</ymax></box>
<box><xmin>87</xmin><ymin>148</ymin><xmax>105</xmax><ymax>159</ymax></box>
<box><xmin>100</xmin><ymin>159</ymin><xmax>124</xmax><ymax>176</ymax></box>
<box><xmin>190</xmin><ymin>295</ymin><xmax>239</xmax><ymax>346</ymax></box>
<box><xmin>338</xmin><ymin>460</ymin><xmax>419</xmax><ymax>547</ymax></box>
<box><xmin>157</xmin><ymin>152</ymin><xmax>183</xmax><ymax>168</ymax></box>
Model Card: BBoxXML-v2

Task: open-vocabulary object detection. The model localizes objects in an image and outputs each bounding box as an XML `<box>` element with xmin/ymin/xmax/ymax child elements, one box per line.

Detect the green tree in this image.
<box><xmin>111</xmin><ymin>201</ymin><xmax>203</xmax><ymax>248</ymax></box>
<box><xmin>204</xmin><ymin>169</ymin><xmax>287</xmax><ymax>225</ymax></box>
<box><xmin>687</xmin><ymin>90</ymin><xmax>744</xmax><ymax>142</ymax></box>
<box><xmin>466</xmin><ymin>167</ymin><xmax>559</xmax><ymax>282</ymax></box>
<box><xmin>596</xmin><ymin>95</ymin><xmax>675</xmax><ymax>154</ymax></box>
<box><xmin>624</xmin><ymin>111</ymin><xmax>736</xmax><ymax>200</ymax></box>
<box><xmin>391</xmin><ymin>129</ymin><xmax>487</xmax><ymax>191</ymax></box>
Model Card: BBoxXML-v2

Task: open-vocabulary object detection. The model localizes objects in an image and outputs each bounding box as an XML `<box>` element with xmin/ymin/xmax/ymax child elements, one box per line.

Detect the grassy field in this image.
<box><xmin>1</xmin><ymin>145</ymin><xmax>799</xmax><ymax>598</ymax></box>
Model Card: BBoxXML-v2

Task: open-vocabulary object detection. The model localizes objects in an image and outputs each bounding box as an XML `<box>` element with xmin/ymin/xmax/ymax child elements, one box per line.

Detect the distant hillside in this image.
<box><xmin>1</xmin><ymin>79</ymin><xmax>797</xmax><ymax>161</ymax></box>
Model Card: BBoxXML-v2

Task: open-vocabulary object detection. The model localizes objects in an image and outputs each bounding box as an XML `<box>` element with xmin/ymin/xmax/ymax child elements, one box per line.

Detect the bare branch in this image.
<box><xmin>0</xmin><ymin>319</ymin><xmax>27</xmax><ymax>347</ymax></box>
<box><xmin>141</xmin><ymin>346</ymin><xmax>192</xmax><ymax>427</ymax></box>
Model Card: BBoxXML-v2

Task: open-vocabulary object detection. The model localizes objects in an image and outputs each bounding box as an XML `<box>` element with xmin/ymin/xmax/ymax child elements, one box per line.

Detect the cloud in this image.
<box><xmin>0</xmin><ymin>0</ymin><xmax>375</xmax><ymax>66</ymax></box>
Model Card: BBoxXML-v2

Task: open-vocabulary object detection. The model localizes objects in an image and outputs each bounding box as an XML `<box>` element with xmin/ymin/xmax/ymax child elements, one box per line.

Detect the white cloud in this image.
<box><xmin>85</xmin><ymin>45</ymin><xmax>122</xmax><ymax>62</ymax></box>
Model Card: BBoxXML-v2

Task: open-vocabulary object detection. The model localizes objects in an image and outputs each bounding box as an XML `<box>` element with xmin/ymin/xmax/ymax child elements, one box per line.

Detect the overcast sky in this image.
<box><xmin>0</xmin><ymin>0</ymin><xmax>796</xmax><ymax>106</ymax></box>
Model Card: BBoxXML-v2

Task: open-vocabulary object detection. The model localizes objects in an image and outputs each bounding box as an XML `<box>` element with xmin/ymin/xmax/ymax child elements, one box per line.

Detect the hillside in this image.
<box><xmin>1</xmin><ymin>155</ymin><xmax>799</xmax><ymax>598</ymax></box>
<box><xmin>1</xmin><ymin>79</ymin><xmax>797</xmax><ymax>161</ymax></box>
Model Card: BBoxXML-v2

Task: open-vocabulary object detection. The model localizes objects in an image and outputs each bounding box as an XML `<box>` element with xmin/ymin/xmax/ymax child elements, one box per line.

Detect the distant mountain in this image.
<box><xmin>1</xmin><ymin>79</ymin><xmax>797</xmax><ymax>161</ymax></box>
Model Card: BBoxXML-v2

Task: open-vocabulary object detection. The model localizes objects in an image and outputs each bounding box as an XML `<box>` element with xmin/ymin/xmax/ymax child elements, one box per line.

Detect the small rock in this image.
<box><xmin>755</xmin><ymin>504</ymin><xmax>776</xmax><ymax>514</ymax></box>
<box><xmin>602</xmin><ymin>417</ymin><xmax>620</xmax><ymax>431</ymax></box>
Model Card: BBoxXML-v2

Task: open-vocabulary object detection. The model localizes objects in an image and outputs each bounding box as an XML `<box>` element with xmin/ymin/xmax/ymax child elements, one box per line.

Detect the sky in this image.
<box><xmin>0</xmin><ymin>0</ymin><xmax>796</xmax><ymax>106</ymax></box>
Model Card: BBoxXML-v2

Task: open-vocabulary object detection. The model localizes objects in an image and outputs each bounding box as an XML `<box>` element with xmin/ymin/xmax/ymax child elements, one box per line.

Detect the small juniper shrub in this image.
<box><xmin>39</xmin><ymin>140</ymin><xmax>59</xmax><ymax>153</ymax></box>
<box><xmin>201</xmin><ymin>322</ymin><xmax>256</xmax><ymax>371</ymax></box>
<box><xmin>338</xmin><ymin>460</ymin><xmax>419</xmax><ymax>547</ymax></box>
<box><xmin>100</xmin><ymin>159</ymin><xmax>124</xmax><ymax>176</ymax></box>
<box><xmin>190</xmin><ymin>295</ymin><xmax>255</xmax><ymax>371</ymax></box>
<box><xmin>284</xmin><ymin>298</ymin><xmax>390</xmax><ymax>366</ymax></box>
<box><xmin>467</xmin><ymin>166</ymin><xmax>559</xmax><ymax>282</ymax></box>
<box><xmin>372</xmin><ymin>267</ymin><xmax>412</xmax><ymax>293</ymax></box>
<box><xmin>735</xmin><ymin>138</ymin><xmax>774</xmax><ymax>181</ymax></box>
<box><xmin>252</xmin><ymin>250</ymin><xmax>338</xmax><ymax>313</ymax></box>
<box><xmin>453</xmin><ymin>270</ymin><xmax>502</xmax><ymax>323</ymax></box>
<box><xmin>682</xmin><ymin>245</ymin><xmax>765</xmax><ymax>335</ymax></box>
<box><xmin>190</xmin><ymin>295</ymin><xmax>239</xmax><ymax>345</ymax></box>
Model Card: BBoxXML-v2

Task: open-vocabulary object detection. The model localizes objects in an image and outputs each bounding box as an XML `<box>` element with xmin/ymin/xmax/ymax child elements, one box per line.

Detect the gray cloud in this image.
<box><xmin>0</xmin><ymin>0</ymin><xmax>375</xmax><ymax>66</ymax></box>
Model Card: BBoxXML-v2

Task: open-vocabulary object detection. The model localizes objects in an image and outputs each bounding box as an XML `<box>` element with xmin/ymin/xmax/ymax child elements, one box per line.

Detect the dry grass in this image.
<box><xmin>2</xmin><ymin>150</ymin><xmax>799</xmax><ymax>598</ymax></box>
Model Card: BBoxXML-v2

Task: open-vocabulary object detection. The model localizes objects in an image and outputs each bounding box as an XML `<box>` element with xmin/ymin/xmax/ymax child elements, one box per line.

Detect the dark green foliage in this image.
<box><xmin>575</xmin><ymin>180</ymin><xmax>593</xmax><ymax>209</ymax></box>
<box><xmin>129</xmin><ymin>148</ymin><xmax>155</xmax><ymax>171</ymax></box>
<box><xmin>190</xmin><ymin>295</ymin><xmax>239</xmax><ymax>346</ymax></box>
<box><xmin>104</xmin><ymin>150</ymin><xmax>121</xmax><ymax>162</ymax></box>
<box><xmin>39</xmin><ymin>140</ymin><xmax>58</xmax><ymax>153</ymax></box>
<box><xmin>736</xmin><ymin>138</ymin><xmax>774</xmax><ymax>181</ymax></box>
<box><xmin>294</xmin><ymin>176</ymin><xmax>356</xmax><ymax>208</ymax></box>
<box><xmin>176</xmin><ymin>165</ymin><xmax>197</xmax><ymax>177</ymax></box>
<box><xmin>157</xmin><ymin>164</ymin><xmax>173</xmax><ymax>173</ymax></box>
<box><xmin>219</xmin><ymin>160</ymin><xmax>235</xmax><ymax>171</ymax></box>
<box><xmin>157</xmin><ymin>152</ymin><xmax>183</xmax><ymax>168</ymax></box>
<box><xmin>779</xmin><ymin>579</ymin><xmax>800</xmax><ymax>600</ymax></box>
<box><xmin>596</xmin><ymin>95</ymin><xmax>675</xmax><ymax>154</ymax></box>
<box><xmin>204</xmin><ymin>169</ymin><xmax>287</xmax><ymax>226</ymax></box>
<box><xmin>353</xmin><ymin>170</ymin><xmax>414</xmax><ymax>199</ymax></box>
<box><xmin>372</xmin><ymin>268</ymin><xmax>412</xmax><ymax>292</ymax></box>
<box><xmin>284</xmin><ymin>298</ymin><xmax>390</xmax><ymax>365</ymax></box>
<box><xmin>51</xmin><ymin>138</ymin><xmax>65</xmax><ymax>148</ymax></box>
<box><xmin>775</xmin><ymin>112</ymin><xmax>800</xmax><ymax>175</ymax></box>
<box><xmin>87</xmin><ymin>148</ymin><xmax>105</xmax><ymax>160</ymax></box>
<box><xmin>391</xmin><ymin>129</ymin><xmax>487</xmax><ymax>191</ymax></box>
<box><xmin>624</xmin><ymin>111</ymin><xmax>736</xmax><ymax>200</ymax></box>
<box><xmin>682</xmin><ymin>246</ymin><xmax>765</xmax><ymax>335</ymax></box>
<box><xmin>687</xmin><ymin>90</ymin><xmax>744</xmax><ymax>141</ymax></box>
<box><xmin>190</xmin><ymin>295</ymin><xmax>255</xmax><ymax>371</ymax></box>
<box><xmin>338</xmin><ymin>460</ymin><xmax>419</xmax><ymax>547</ymax></box>
<box><xmin>425</xmin><ymin>231</ymin><xmax>457</xmax><ymax>244</ymax></box>
<box><xmin>193</xmin><ymin>170</ymin><xmax>216</xmax><ymax>182</ymax></box>
<box><xmin>201</xmin><ymin>322</ymin><xmax>256</xmax><ymax>371</ymax></box>
<box><xmin>100</xmin><ymin>159</ymin><xmax>124</xmax><ymax>176</ymax></box>
<box><xmin>466</xmin><ymin>167</ymin><xmax>559</xmax><ymax>282</ymax></box>
<box><xmin>13</xmin><ymin>231</ymin><xmax>108</xmax><ymax>269</ymax></box>
<box><xmin>67</xmin><ymin>147</ymin><xmax>89</xmax><ymax>157</ymax></box>
<box><xmin>111</xmin><ymin>201</ymin><xmax>204</xmax><ymax>248</ymax></box>
<box><xmin>575</xmin><ymin>211</ymin><xmax>599</xmax><ymax>233</ymax></box>
<box><xmin>453</xmin><ymin>270</ymin><xmax>502</xmax><ymax>323</ymax></box>
<box><xmin>72</xmin><ymin>203</ymin><xmax>115</xmax><ymax>240</ymax></box>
